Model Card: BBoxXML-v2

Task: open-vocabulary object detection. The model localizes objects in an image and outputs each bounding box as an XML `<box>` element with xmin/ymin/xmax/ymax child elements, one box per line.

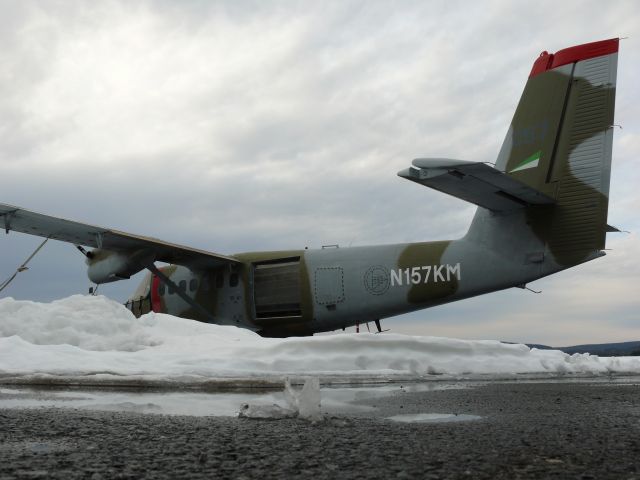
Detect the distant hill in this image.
<box><xmin>524</xmin><ymin>341</ymin><xmax>640</xmax><ymax>357</ymax></box>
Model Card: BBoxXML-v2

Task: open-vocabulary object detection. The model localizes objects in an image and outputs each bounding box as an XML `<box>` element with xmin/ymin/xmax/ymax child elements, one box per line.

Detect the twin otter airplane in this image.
<box><xmin>1</xmin><ymin>39</ymin><xmax>621</xmax><ymax>337</ymax></box>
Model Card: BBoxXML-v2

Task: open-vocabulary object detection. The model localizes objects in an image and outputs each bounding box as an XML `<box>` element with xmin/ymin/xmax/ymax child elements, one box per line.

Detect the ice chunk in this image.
<box><xmin>297</xmin><ymin>377</ymin><xmax>322</xmax><ymax>421</ymax></box>
<box><xmin>239</xmin><ymin>377</ymin><xmax>322</xmax><ymax>421</ymax></box>
<box><xmin>284</xmin><ymin>377</ymin><xmax>322</xmax><ymax>421</ymax></box>
<box><xmin>283</xmin><ymin>378</ymin><xmax>298</xmax><ymax>410</ymax></box>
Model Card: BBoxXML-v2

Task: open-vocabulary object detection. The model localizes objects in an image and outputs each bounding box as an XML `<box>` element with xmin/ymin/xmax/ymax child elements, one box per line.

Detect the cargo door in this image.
<box><xmin>253</xmin><ymin>259</ymin><xmax>302</xmax><ymax>319</ymax></box>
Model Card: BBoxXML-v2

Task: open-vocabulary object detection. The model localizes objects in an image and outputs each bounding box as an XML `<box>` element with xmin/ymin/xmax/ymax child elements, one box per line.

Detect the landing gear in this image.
<box><xmin>374</xmin><ymin>319</ymin><xmax>389</xmax><ymax>333</ymax></box>
<box><xmin>354</xmin><ymin>319</ymin><xmax>389</xmax><ymax>334</ymax></box>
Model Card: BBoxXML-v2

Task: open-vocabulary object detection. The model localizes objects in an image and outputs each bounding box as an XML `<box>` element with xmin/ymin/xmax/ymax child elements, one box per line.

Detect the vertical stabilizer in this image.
<box><xmin>484</xmin><ymin>39</ymin><xmax>618</xmax><ymax>267</ymax></box>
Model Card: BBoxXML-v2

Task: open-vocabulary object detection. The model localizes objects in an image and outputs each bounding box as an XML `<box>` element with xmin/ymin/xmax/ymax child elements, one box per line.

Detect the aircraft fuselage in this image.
<box><xmin>126</xmin><ymin>235</ymin><xmax>563</xmax><ymax>337</ymax></box>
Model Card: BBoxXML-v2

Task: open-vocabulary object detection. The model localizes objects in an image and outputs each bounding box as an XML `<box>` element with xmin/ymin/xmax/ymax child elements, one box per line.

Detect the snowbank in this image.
<box><xmin>1</xmin><ymin>295</ymin><xmax>639</xmax><ymax>382</ymax></box>
<box><xmin>0</xmin><ymin>295</ymin><xmax>154</xmax><ymax>351</ymax></box>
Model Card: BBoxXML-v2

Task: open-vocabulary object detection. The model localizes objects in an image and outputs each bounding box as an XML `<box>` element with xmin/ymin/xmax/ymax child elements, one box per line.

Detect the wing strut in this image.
<box><xmin>144</xmin><ymin>263</ymin><xmax>217</xmax><ymax>324</ymax></box>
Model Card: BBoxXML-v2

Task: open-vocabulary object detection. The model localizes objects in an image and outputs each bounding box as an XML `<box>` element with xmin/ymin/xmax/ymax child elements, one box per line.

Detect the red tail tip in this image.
<box><xmin>529</xmin><ymin>38</ymin><xmax>619</xmax><ymax>78</ymax></box>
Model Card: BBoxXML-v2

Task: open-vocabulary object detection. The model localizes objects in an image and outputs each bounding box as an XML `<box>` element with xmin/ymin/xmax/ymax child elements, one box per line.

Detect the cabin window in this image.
<box><xmin>189</xmin><ymin>279</ymin><xmax>198</xmax><ymax>292</ymax></box>
<box><xmin>253</xmin><ymin>258</ymin><xmax>301</xmax><ymax>319</ymax></box>
<box><xmin>229</xmin><ymin>273</ymin><xmax>239</xmax><ymax>287</ymax></box>
<box><xmin>179</xmin><ymin>280</ymin><xmax>187</xmax><ymax>292</ymax></box>
<box><xmin>159</xmin><ymin>284</ymin><xmax>166</xmax><ymax>296</ymax></box>
<box><xmin>168</xmin><ymin>284</ymin><xmax>175</xmax><ymax>295</ymax></box>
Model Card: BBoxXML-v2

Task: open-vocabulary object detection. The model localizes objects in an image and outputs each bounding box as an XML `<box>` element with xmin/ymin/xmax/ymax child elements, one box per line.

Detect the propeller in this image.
<box><xmin>75</xmin><ymin>245</ymin><xmax>94</xmax><ymax>259</ymax></box>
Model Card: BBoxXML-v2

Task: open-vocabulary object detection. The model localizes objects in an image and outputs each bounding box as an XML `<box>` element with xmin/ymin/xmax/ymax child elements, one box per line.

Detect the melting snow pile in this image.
<box><xmin>1</xmin><ymin>295</ymin><xmax>639</xmax><ymax>383</ymax></box>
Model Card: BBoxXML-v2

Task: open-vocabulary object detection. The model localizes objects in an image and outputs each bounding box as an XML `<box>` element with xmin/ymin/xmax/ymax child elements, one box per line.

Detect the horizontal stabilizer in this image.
<box><xmin>398</xmin><ymin>158</ymin><xmax>556</xmax><ymax>212</ymax></box>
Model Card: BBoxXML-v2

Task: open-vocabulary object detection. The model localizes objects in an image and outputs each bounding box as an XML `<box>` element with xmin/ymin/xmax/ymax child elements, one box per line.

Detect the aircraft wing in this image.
<box><xmin>0</xmin><ymin>203</ymin><xmax>240</xmax><ymax>270</ymax></box>
<box><xmin>398</xmin><ymin>158</ymin><xmax>556</xmax><ymax>212</ymax></box>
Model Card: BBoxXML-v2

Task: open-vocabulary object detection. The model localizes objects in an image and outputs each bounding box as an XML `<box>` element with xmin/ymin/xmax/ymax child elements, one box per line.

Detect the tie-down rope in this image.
<box><xmin>0</xmin><ymin>238</ymin><xmax>49</xmax><ymax>294</ymax></box>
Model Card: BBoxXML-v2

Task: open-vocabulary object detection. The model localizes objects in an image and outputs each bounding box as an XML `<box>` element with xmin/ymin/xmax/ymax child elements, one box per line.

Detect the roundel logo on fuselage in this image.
<box><xmin>363</xmin><ymin>265</ymin><xmax>390</xmax><ymax>295</ymax></box>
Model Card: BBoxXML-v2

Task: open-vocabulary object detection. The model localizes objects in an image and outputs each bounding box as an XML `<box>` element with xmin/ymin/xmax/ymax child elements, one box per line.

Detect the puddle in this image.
<box><xmin>0</xmin><ymin>388</ymin><xmax>279</xmax><ymax>416</ymax></box>
<box><xmin>0</xmin><ymin>386</ymin><xmax>378</xmax><ymax>417</ymax></box>
<box><xmin>2</xmin><ymin>377</ymin><xmax>637</xmax><ymax>418</ymax></box>
<box><xmin>387</xmin><ymin>413</ymin><xmax>482</xmax><ymax>423</ymax></box>
<box><xmin>0</xmin><ymin>381</ymin><xmax>476</xmax><ymax>417</ymax></box>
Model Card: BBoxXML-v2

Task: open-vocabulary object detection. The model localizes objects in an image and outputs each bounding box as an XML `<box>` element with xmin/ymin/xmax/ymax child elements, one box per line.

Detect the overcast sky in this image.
<box><xmin>1</xmin><ymin>0</ymin><xmax>638</xmax><ymax>346</ymax></box>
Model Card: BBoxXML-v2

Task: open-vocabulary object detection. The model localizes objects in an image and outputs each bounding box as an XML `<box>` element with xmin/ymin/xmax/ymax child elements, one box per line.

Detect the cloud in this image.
<box><xmin>1</xmin><ymin>1</ymin><xmax>639</xmax><ymax>344</ymax></box>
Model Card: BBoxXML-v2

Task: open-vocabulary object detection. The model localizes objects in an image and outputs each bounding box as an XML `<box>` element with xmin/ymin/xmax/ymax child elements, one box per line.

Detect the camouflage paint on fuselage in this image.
<box><xmin>129</xmin><ymin>233</ymin><xmax>550</xmax><ymax>336</ymax></box>
<box><xmin>396</xmin><ymin>241</ymin><xmax>457</xmax><ymax>304</ymax></box>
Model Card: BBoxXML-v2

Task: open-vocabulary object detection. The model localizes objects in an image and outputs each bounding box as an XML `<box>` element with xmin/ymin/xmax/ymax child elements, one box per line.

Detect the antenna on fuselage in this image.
<box><xmin>516</xmin><ymin>284</ymin><xmax>542</xmax><ymax>294</ymax></box>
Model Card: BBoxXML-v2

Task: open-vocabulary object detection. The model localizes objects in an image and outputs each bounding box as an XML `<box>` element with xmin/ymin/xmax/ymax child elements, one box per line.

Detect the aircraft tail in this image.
<box><xmin>398</xmin><ymin>39</ymin><xmax>619</xmax><ymax>269</ymax></box>
<box><xmin>486</xmin><ymin>38</ymin><xmax>619</xmax><ymax>266</ymax></box>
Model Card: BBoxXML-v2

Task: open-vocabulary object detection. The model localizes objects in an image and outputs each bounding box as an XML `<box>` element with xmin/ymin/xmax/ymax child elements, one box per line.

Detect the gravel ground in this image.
<box><xmin>1</xmin><ymin>380</ymin><xmax>640</xmax><ymax>479</ymax></box>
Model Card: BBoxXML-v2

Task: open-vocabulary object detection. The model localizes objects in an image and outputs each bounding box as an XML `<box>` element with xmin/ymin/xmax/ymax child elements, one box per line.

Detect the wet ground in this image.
<box><xmin>1</xmin><ymin>376</ymin><xmax>640</xmax><ymax>479</ymax></box>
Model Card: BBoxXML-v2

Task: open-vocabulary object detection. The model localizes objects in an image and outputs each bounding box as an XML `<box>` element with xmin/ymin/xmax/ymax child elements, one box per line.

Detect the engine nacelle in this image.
<box><xmin>86</xmin><ymin>249</ymin><xmax>154</xmax><ymax>284</ymax></box>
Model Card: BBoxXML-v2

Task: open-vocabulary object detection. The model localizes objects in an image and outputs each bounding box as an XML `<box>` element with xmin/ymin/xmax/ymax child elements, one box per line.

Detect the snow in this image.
<box><xmin>1</xmin><ymin>295</ymin><xmax>639</xmax><ymax>384</ymax></box>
